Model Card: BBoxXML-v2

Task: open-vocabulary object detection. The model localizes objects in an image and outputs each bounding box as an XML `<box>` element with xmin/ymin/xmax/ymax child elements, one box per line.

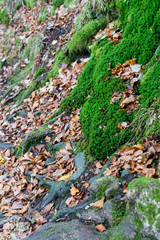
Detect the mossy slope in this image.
<box><xmin>60</xmin><ymin>0</ymin><xmax>160</xmax><ymax>159</ymax></box>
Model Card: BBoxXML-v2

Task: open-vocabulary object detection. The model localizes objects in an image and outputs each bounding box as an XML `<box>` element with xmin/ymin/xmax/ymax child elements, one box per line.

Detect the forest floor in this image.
<box><xmin>0</xmin><ymin>1</ymin><xmax>160</xmax><ymax>240</ymax></box>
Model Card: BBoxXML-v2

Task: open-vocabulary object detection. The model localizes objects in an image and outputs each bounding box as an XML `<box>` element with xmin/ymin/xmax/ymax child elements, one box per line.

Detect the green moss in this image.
<box><xmin>67</xmin><ymin>18</ymin><xmax>107</xmax><ymax>59</ymax></box>
<box><xmin>60</xmin><ymin>0</ymin><xmax>160</xmax><ymax>159</ymax></box>
<box><xmin>128</xmin><ymin>177</ymin><xmax>160</xmax><ymax>191</ymax></box>
<box><xmin>140</xmin><ymin>61</ymin><xmax>160</xmax><ymax>107</ymax></box>
<box><xmin>96</xmin><ymin>183</ymin><xmax>106</xmax><ymax>199</ymax></box>
<box><xmin>75</xmin><ymin>0</ymin><xmax>117</xmax><ymax>31</ymax></box>
<box><xmin>0</xmin><ymin>8</ymin><xmax>10</xmax><ymax>26</ymax></box>
<box><xmin>34</xmin><ymin>67</ymin><xmax>46</xmax><ymax>79</ymax></box>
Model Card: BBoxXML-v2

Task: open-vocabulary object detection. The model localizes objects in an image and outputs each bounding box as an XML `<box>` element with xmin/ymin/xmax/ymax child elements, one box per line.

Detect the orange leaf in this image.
<box><xmin>70</xmin><ymin>187</ymin><xmax>79</xmax><ymax>196</ymax></box>
<box><xmin>95</xmin><ymin>224</ymin><xmax>106</xmax><ymax>232</ymax></box>
<box><xmin>92</xmin><ymin>197</ymin><xmax>104</xmax><ymax>209</ymax></box>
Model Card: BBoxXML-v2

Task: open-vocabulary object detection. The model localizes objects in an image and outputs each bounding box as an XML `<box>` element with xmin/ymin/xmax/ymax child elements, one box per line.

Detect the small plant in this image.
<box><xmin>0</xmin><ymin>8</ymin><xmax>10</xmax><ymax>26</ymax></box>
<box><xmin>16</xmin><ymin>3</ymin><xmax>22</xmax><ymax>10</ymax></box>
<box><xmin>38</xmin><ymin>9</ymin><xmax>47</xmax><ymax>23</ymax></box>
<box><xmin>25</xmin><ymin>0</ymin><xmax>35</xmax><ymax>10</ymax></box>
<box><xmin>15</xmin><ymin>37</ymin><xmax>20</xmax><ymax>47</ymax></box>
<box><xmin>52</xmin><ymin>0</ymin><xmax>64</xmax><ymax>15</ymax></box>
<box><xmin>23</xmin><ymin>27</ymin><xmax>29</xmax><ymax>32</ymax></box>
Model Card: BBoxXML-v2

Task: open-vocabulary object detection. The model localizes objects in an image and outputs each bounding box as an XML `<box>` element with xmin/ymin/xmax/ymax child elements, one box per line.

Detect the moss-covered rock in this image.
<box><xmin>127</xmin><ymin>177</ymin><xmax>160</xmax><ymax>239</ymax></box>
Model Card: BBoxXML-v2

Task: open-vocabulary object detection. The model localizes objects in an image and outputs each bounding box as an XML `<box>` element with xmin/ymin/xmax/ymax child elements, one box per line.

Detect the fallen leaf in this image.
<box><xmin>91</xmin><ymin>197</ymin><xmax>104</xmax><ymax>209</ymax></box>
<box><xmin>95</xmin><ymin>224</ymin><xmax>106</xmax><ymax>232</ymax></box>
<box><xmin>41</xmin><ymin>203</ymin><xmax>54</xmax><ymax>215</ymax></box>
<box><xmin>70</xmin><ymin>187</ymin><xmax>79</xmax><ymax>196</ymax></box>
<box><xmin>137</xmin><ymin>142</ymin><xmax>145</xmax><ymax>151</ymax></box>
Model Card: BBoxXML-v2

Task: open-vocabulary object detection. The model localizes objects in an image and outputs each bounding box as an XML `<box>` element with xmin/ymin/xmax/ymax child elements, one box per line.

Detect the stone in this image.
<box><xmin>51</xmin><ymin>142</ymin><xmax>66</xmax><ymax>151</ymax></box>
<box><xmin>24</xmin><ymin>219</ymin><xmax>106</xmax><ymax>240</ymax></box>
<box><xmin>120</xmin><ymin>168</ymin><xmax>134</xmax><ymax>183</ymax></box>
<box><xmin>89</xmin><ymin>176</ymin><xmax>121</xmax><ymax>197</ymax></box>
<box><xmin>111</xmin><ymin>217</ymin><xmax>137</xmax><ymax>239</ymax></box>
<box><xmin>19</xmin><ymin>109</ymin><xmax>28</xmax><ymax>116</ymax></box>
<box><xmin>34</xmin><ymin>110</ymin><xmax>43</xmax><ymax>117</ymax></box>
<box><xmin>77</xmin><ymin>209</ymin><xmax>105</xmax><ymax>224</ymax></box>
<box><xmin>0</xmin><ymin>142</ymin><xmax>14</xmax><ymax>149</ymax></box>
<box><xmin>102</xmin><ymin>200</ymin><xmax>114</xmax><ymax>226</ymax></box>
<box><xmin>70</xmin><ymin>152</ymin><xmax>85</xmax><ymax>181</ymax></box>
<box><xmin>45</xmin><ymin>158</ymin><xmax>56</xmax><ymax>166</ymax></box>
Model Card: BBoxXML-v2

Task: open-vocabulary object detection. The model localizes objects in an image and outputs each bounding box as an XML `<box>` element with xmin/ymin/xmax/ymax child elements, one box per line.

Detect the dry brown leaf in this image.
<box><xmin>65</xmin><ymin>196</ymin><xmax>78</xmax><ymax>207</ymax></box>
<box><xmin>154</xmin><ymin>144</ymin><xmax>160</xmax><ymax>152</ymax></box>
<box><xmin>96</xmin><ymin>162</ymin><xmax>103</xmax><ymax>169</ymax></box>
<box><xmin>41</xmin><ymin>203</ymin><xmax>54</xmax><ymax>215</ymax></box>
<box><xmin>11</xmin><ymin>201</ymin><xmax>23</xmax><ymax>210</ymax></box>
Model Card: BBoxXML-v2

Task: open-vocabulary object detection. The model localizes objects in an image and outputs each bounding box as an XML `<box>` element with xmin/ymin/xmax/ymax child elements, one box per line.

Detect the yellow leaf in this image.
<box><xmin>71</xmin><ymin>28</ymin><xmax>74</xmax><ymax>34</ymax></box>
<box><xmin>1</xmin><ymin>99</ymin><xmax>5</xmax><ymax>104</ymax></box>
<box><xmin>137</xmin><ymin>142</ymin><xmax>145</xmax><ymax>151</ymax></box>
<box><xmin>0</xmin><ymin>155</ymin><xmax>4</xmax><ymax>165</ymax></box>
<box><xmin>58</xmin><ymin>171</ymin><xmax>73</xmax><ymax>181</ymax></box>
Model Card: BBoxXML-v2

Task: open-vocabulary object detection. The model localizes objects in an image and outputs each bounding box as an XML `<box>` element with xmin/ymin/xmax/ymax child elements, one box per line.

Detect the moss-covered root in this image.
<box><xmin>17</xmin><ymin>110</ymin><xmax>65</xmax><ymax>155</ymax></box>
<box><xmin>67</xmin><ymin>17</ymin><xmax>107</xmax><ymax>59</ymax></box>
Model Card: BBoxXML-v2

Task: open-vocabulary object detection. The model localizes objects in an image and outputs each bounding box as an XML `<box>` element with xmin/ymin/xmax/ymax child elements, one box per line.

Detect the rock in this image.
<box><xmin>77</xmin><ymin>209</ymin><xmax>105</xmax><ymax>224</ymax></box>
<box><xmin>88</xmin><ymin>176</ymin><xmax>121</xmax><ymax>199</ymax></box>
<box><xmin>45</xmin><ymin>158</ymin><xmax>56</xmax><ymax>166</ymax></box>
<box><xmin>126</xmin><ymin>177</ymin><xmax>160</xmax><ymax>240</ymax></box>
<box><xmin>22</xmin><ymin>129</ymin><xmax>52</xmax><ymax>153</ymax></box>
<box><xmin>34</xmin><ymin>110</ymin><xmax>43</xmax><ymax>117</ymax></box>
<box><xmin>74</xmin><ymin>152</ymin><xmax>85</xmax><ymax>169</ymax></box>
<box><xmin>130</xmin><ymin>64</ymin><xmax>142</xmax><ymax>73</ymax></box>
<box><xmin>7</xmin><ymin>113</ymin><xmax>16</xmax><ymax>122</ymax></box>
<box><xmin>111</xmin><ymin>217</ymin><xmax>137</xmax><ymax>239</ymax></box>
<box><xmin>70</xmin><ymin>152</ymin><xmax>85</xmax><ymax>181</ymax></box>
<box><xmin>19</xmin><ymin>109</ymin><xmax>28</xmax><ymax>116</ymax></box>
<box><xmin>120</xmin><ymin>168</ymin><xmax>134</xmax><ymax>183</ymax></box>
<box><xmin>24</xmin><ymin>219</ymin><xmax>106</xmax><ymax>240</ymax></box>
<box><xmin>102</xmin><ymin>200</ymin><xmax>114</xmax><ymax>226</ymax></box>
<box><xmin>0</xmin><ymin>142</ymin><xmax>14</xmax><ymax>149</ymax></box>
<box><xmin>51</xmin><ymin>142</ymin><xmax>66</xmax><ymax>151</ymax></box>
<box><xmin>114</xmin><ymin>194</ymin><xmax>122</xmax><ymax>200</ymax></box>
